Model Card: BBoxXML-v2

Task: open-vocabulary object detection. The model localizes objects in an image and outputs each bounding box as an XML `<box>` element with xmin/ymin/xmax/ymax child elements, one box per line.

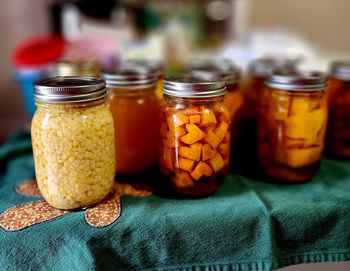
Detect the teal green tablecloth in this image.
<box><xmin>1</xmin><ymin>131</ymin><xmax>350</xmax><ymax>271</ymax></box>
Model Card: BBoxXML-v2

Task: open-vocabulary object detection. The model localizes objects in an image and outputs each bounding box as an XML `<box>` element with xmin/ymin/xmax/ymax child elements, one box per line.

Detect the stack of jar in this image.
<box><xmin>31</xmin><ymin>57</ymin><xmax>350</xmax><ymax>210</ymax></box>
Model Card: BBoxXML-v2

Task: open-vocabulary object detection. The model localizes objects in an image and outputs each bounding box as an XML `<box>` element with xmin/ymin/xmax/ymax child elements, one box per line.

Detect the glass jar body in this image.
<box><xmin>31</xmin><ymin>100</ymin><xmax>116</xmax><ymax>209</ymax></box>
<box><xmin>325</xmin><ymin>77</ymin><xmax>350</xmax><ymax>157</ymax></box>
<box><xmin>107</xmin><ymin>87</ymin><xmax>161</xmax><ymax>174</ymax></box>
<box><xmin>258</xmin><ymin>88</ymin><xmax>327</xmax><ymax>182</ymax></box>
<box><xmin>160</xmin><ymin>95</ymin><xmax>231</xmax><ymax>196</ymax></box>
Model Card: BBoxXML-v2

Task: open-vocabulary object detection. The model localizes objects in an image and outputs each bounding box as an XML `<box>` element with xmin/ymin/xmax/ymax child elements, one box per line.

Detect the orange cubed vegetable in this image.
<box><xmin>190</xmin><ymin>161</ymin><xmax>213</xmax><ymax>181</ymax></box>
<box><xmin>284</xmin><ymin>146</ymin><xmax>322</xmax><ymax>168</ymax></box>
<box><xmin>167</xmin><ymin>111</ymin><xmax>189</xmax><ymax>129</ymax></box>
<box><xmin>204</xmin><ymin>129</ymin><xmax>221</xmax><ymax>149</ymax></box>
<box><xmin>171</xmin><ymin>171</ymin><xmax>194</xmax><ymax>188</ymax></box>
<box><xmin>214</xmin><ymin>121</ymin><xmax>229</xmax><ymax>142</ymax></box>
<box><xmin>189</xmin><ymin>114</ymin><xmax>201</xmax><ymax>124</ymax></box>
<box><xmin>170</xmin><ymin>125</ymin><xmax>186</xmax><ymax>137</ymax></box>
<box><xmin>180</xmin><ymin>124</ymin><xmax>206</xmax><ymax>145</ymax></box>
<box><xmin>200</xmin><ymin>109</ymin><xmax>217</xmax><ymax>126</ymax></box>
<box><xmin>164</xmin><ymin>147</ymin><xmax>175</xmax><ymax>171</ymax></box>
<box><xmin>202</xmin><ymin>143</ymin><xmax>217</xmax><ymax>161</ymax></box>
<box><xmin>179</xmin><ymin>143</ymin><xmax>202</xmax><ymax>161</ymax></box>
<box><xmin>218</xmin><ymin>142</ymin><xmax>229</xmax><ymax>156</ymax></box>
<box><xmin>178</xmin><ymin>157</ymin><xmax>196</xmax><ymax>172</ymax></box>
<box><xmin>209</xmin><ymin>153</ymin><xmax>225</xmax><ymax>172</ymax></box>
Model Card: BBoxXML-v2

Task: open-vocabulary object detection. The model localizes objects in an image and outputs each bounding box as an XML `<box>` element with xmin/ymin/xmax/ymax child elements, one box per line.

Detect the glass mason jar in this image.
<box><xmin>56</xmin><ymin>60</ymin><xmax>101</xmax><ymax>77</ymax></box>
<box><xmin>104</xmin><ymin>66</ymin><xmax>161</xmax><ymax>175</ymax></box>
<box><xmin>124</xmin><ymin>59</ymin><xmax>165</xmax><ymax>100</ymax></box>
<box><xmin>160</xmin><ymin>78</ymin><xmax>231</xmax><ymax>196</ymax></box>
<box><xmin>258</xmin><ymin>71</ymin><xmax>328</xmax><ymax>182</ymax></box>
<box><xmin>32</xmin><ymin>77</ymin><xmax>115</xmax><ymax>209</ymax></box>
<box><xmin>325</xmin><ymin>61</ymin><xmax>350</xmax><ymax>158</ymax></box>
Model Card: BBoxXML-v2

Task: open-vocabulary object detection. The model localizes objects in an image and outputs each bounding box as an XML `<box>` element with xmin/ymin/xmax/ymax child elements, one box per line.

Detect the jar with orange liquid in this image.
<box><xmin>258</xmin><ymin>71</ymin><xmax>328</xmax><ymax>182</ymax></box>
<box><xmin>160</xmin><ymin>78</ymin><xmax>231</xmax><ymax>196</ymax></box>
<box><xmin>104</xmin><ymin>66</ymin><xmax>161</xmax><ymax>175</ymax></box>
<box><xmin>325</xmin><ymin>61</ymin><xmax>350</xmax><ymax>158</ymax></box>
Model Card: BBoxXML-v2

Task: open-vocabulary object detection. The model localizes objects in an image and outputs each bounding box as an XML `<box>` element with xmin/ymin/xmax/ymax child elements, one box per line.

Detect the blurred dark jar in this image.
<box><xmin>325</xmin><ymin>61</ymin><xmax>350</xmax><ymax>158</ymax></box>
<box><xmin>160</xmin><ymin>78</ymin><xmax>231</xmax><ymax>197</ymax></box>
<box><xmin>258</xmin><ymin>71</ymin><xmax>328</xmax><ymax>182</ymax></box>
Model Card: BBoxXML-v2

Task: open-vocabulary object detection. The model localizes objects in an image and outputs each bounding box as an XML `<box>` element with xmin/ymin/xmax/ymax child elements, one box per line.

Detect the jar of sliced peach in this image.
<box><xmin>258</xmin><ymin>71</ymin><xmax>328</xmax><ymax>182</ymax></box>
<box><xmin>160</xmin><ymin>78</ymin><xmax>231</xmax><ymax>196</ymax></box>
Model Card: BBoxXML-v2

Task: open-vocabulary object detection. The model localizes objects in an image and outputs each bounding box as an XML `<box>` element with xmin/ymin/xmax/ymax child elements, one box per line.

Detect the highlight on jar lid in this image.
<box><xmin>248</xmin><ymin>57</ymin><xmax>298</xmax><ymax>77</ymax></box>
<box><xmin>103</xmin><ymin>65</ymin><xmax>157</xmax><ymax>89</ymax></box>
<box><xmin>266</xmin><ymin>70</ymin><xmax>327</xmax><ymax>91</ymax></box>
<box><xmin>123</xmin><ymin>59</ymin><xmax>165</xmax><ymax>76</ymax></box>
<box><xmin>56</xmin><ymin>60</ymin><xmax>101</xmax><ymax>77</ymax></box>
<box><xmin>330</xmin><ymin>61</ymin><xmax>350</xmax><ymax>80</ymax></box>
<box><xmin>34</xmin><ymin>76</ymin><xmax>106</xmax><ymax>103</ymax></box>
<box><xmin>188</xmin><ymin>58</ymin><xmax>241</xmax><ymax>85</ymax></box>
<box><xmin>163</xmin><ymin>76</ymin><xmax>227</xmax><ymax>98</ymax></box>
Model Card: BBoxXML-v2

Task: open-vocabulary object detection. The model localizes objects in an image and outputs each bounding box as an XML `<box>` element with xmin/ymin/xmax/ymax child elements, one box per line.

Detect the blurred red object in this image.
<box><xmin>13</xmin><ymin>35</ymin><xmax>65</xmax><ymax>68</ymax></box>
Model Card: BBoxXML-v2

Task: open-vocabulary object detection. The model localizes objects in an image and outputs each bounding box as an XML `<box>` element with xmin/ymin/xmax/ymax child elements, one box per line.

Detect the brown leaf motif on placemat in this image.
<box><xmin>0</xmin><ymin>180</ymin><xmax>153</xmax><ymax>231</ymax></box>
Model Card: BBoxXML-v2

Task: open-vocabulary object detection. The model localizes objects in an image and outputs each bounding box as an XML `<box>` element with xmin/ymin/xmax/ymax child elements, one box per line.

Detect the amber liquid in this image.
<box><xmin>325</xmin><ymin>78</ymin><xmax>350</xmax><ymax>158</ymax></box>
<box><xmin>107</xmin><ymin>88</ymin><xmax>161</xmax><ymax>174</ymax></box>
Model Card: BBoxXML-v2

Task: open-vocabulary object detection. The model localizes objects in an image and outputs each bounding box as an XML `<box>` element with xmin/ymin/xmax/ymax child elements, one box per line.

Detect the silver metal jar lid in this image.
<box><xmin>103</xmin><ymin>65</ymin><xmax>157</xmax><ymax>89</ymax></box>
<box><xmin>123</xmin><ymin>59</ymin><xmax>164</xmax><ymax>76</ymax></box>
<box><xmin>188</xmin><ymin>58</ymin><xmax>241</xmax><ymax>85</ymax></box>
<box><xmin>163</xmin><ymin>76</ymin><xmax>227</xmax><ymax>98</ymax></box>
<box><xmin>34</xmin><ymin>76</ymin><xmax>107</xmax><ymax>103</ymax></box>
<box><xmin>248</xmin><ymin>57</ymin><xmax>298</xmax><ymax>77</ymax></box>
<box><xmin>330</xmin><ymin>61</ymin><xmax>350</xmax><ymax>80</ymax></box>
<box><xmin>266</xmin><ymin>70</ymin><xmax>327</xmax><ymax>91</ymax></box>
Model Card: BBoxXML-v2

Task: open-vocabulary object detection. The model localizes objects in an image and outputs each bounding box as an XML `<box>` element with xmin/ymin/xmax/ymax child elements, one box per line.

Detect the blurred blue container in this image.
<box><xmin>13</xmin><ymin>68</ymin><xmax>53</xmax><ymax>117</ymax></box>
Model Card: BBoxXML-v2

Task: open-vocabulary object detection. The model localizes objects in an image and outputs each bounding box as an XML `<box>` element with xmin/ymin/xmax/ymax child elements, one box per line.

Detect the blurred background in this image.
<box><xmin>1</xmin><ymin>0</ymin><xmax>350</xmax><ymax>142</ymax></box>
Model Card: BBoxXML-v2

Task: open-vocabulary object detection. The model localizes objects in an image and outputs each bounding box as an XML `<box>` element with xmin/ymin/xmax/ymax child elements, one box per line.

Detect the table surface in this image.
<box><xmin>0</xmin><ymin>130</ymin><xmax>350</xmax><ymax>271</ymax></box>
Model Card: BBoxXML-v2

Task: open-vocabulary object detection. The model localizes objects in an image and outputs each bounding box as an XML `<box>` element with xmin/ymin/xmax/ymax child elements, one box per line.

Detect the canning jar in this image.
<box><xmin>56</xmin><ymin>60</ymin><xmax>101</xmax><ymax>77</ymax></box>
<box><xmin>325</xmin><ymin>61</ymin><xmax>350</xmax><ymax>157</ymax></box>
<box><xmin>160</xmin><ymin>78</ymin><xmax>231</xmax><ymax>196</ymax></box>
<box><xmin>258</xmin><ymin>71</ymin><xmax>328</xmax><ymax>182</ymax></box>
<box><xmin>104</xmin><ymin>66</ymin><xmax>161</xmax><ymax>175</ymax></box>
<box><xmin>32</xmin><ymin>77</ymin><xmax>115</xmax><ymax>209</ymax></box>
<box><xmin>124</xmin><ymin>59</ymin><xmax>165</xmax><ymax>100</ymax></box>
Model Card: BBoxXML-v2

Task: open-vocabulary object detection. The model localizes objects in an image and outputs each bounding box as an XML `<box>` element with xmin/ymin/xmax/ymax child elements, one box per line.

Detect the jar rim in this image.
<box><xmin>330</xmin><ymin>61</ymin><xmax>350</xmax><ymax>80</ymax></box>
<box><xmin>163</xmin><ymin>76</ymin><xmax>227</xmax><ymax>98</ymax></box>
<box><xmin>34</xmin><ymin>76</ymin><xmax>107</xmax><ymax>103</ymax></box>
<box><xmin>248</xmin><ymin>57</ymin><xmax>298</xmax><ymax>77</ymax></box>
<box><xmin>266</xmin><ymin>70</ymin><xmax>327</xmax><ymax>91</ymax></box>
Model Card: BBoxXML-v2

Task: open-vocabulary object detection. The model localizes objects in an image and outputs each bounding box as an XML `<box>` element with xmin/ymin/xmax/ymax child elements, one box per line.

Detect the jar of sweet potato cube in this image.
<box><xmin>104</xmin><ymin>66</ymin><xmax>161</xmax><ymax>175</ymax></box>
<box><xmin>325</xmin><ymin>61</ymin><xmax>350</xmax><ymax>158</ymax></box>
<box><xmin>258</xmin><ymin>71</ymin><xmax>328</xmax><ymax>182</ymax></box>
<box><xmin>160</xmin><ymin>78</ymin><xmax>231</xmax><ymax>196</ymax></box>
<box><xmin>32</xmin><ymin>77</ymin><xmax>116</xmax><ymax>209</ymax></box>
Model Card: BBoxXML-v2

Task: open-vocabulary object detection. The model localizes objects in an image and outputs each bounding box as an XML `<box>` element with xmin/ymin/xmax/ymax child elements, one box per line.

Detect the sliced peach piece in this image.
<box><xmin>180</xmin><ymin>124</ymin><xmax>206</xmax><ymax>145</ymax></box>
<box><xmin>167</xmin><ymin>111</ymin><xmax>189</xmax><ymax>129</ymax></box>
<box><xmin>171</xmin><ymin>171</ymin><xmax>194</xmax><ymax>188</ymax></box>
<box><xmin>209</xmin><ymin>153</ymin><xmax>225</xmax><ymax>172</ymax></box>
<box><xmin>200</xmin><ymin>109</ymin><xmax>217</xmax><ymax>126</ymax></box>
<box><xmin>189</xmin><ymin>114</ymin><xmax>201</xmax><ymax>124</ymax></box>
<box><xmin>284</xmin><ymin>146</ymin><xmax>322</xmax><ymax>168</ymax></box>
<box><xmin>190</xmin><ymin>162</ymin><xmax>213</xmax><ymax>181</ymax></box>
<box><xmin>179</xmin><ymin>143</ymin><xmax>202</xmax><ymax>161</ymax></box>
<box><xmin>204</xmin><ymin>129</ymin><xmax>221</xmax><ymax>149</ymax></box>
<box><xmin>178</xmin><ymin>157</ymin><xmax>196</xmax><ymax>172</ymax></box>
<box><xmin>284</xmin><ymin>109</ymin><xmax>325</xmax><ymax>139</ymax></box>
<box><xmin>215</xmin><ymin>121</ymin><xmax>229</xmax><ymax>142</ymax></box>
<box><xmin>289</xmin><ymin>96</ymin><xmax>310</xmax><ymax>116</ymax></box>
<box><xmin>202</xmin><ymin>143</ymin><xmax>217</xmax><ymax>161</ymax></box>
